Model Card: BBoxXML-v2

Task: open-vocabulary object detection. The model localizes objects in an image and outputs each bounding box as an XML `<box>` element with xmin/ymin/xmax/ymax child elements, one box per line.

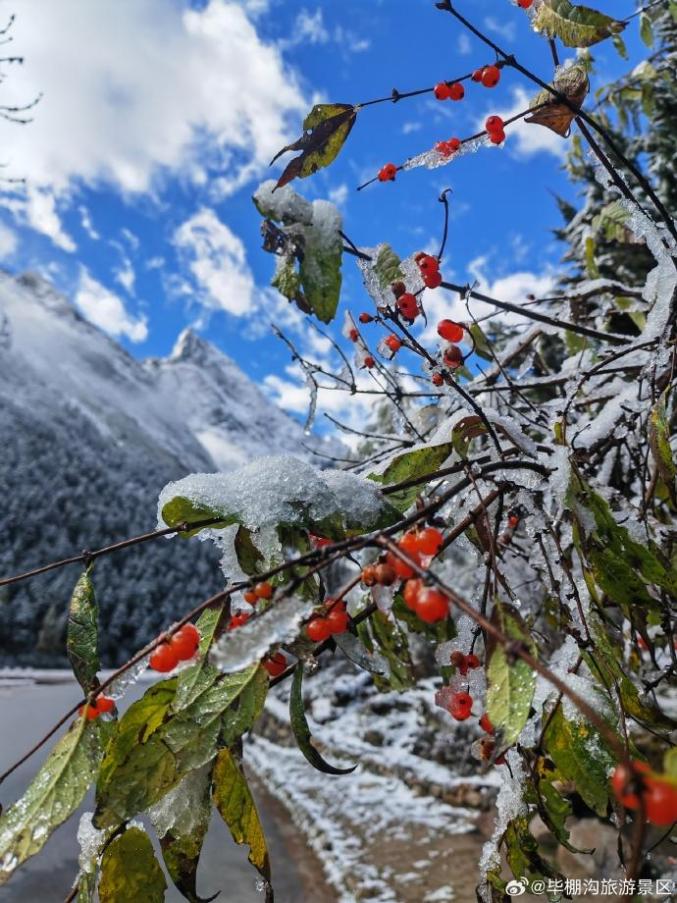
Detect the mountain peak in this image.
<box><xmin>169</xmin><ymin>327</ymin><xmax>215</xmax><ymax>364</ymax></box>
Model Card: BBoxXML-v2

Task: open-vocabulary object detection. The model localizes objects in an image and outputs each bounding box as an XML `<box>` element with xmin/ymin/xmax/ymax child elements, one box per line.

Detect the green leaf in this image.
<box><xmin>486</xmin><ymin>604</ymin><xmax>536</xmax><ymax>746</ymax></box>
<box><xmin>299</xmin><ymin>217</ymin><xmax>342</xmax><ymax>324</ymax></box>
<box><xmin>160</xmin><ymin>496</ymin><xmax>231</xmax><ymax>537</ymax></box>
<box><xmin>373</xmin><ymin>244</ymin><xmax>404</xmax><ymax>293</ymax></box>
<box><xmin>67</xmin><ymin>569</ymin><xmax>100</xmax><ymax>694</ymax></box>
<box><xmin>152</xmin><ymin>765</ymin><xmax>217</xmax><ymax>903</ymax></box>
<box><xmin>663</xmin><ymin>748</ymin><xmax>677</xmax><ymax>779</ymax></box>
<box><xmin>290</xmin><ymin>665</ymin><xmax>356</xmax><ymax>775</ymax></box>
<box><xmin>504</xmin><ymin>816</ymin><xmax>561</xmax><ymax>886</ymax></box>
<box><xmin>0</xmin><ymin>718</ymin><xmax>108</xmax><ymax>885</ymax></box>
<box><xmin>366</xmin><ymin>609</ymin><xmax>415</xmax><ymax>691</ymax></box>
<box><xmin>272</xmin><ymin>103</ymin><xmax>357</xmax><ymax>188</ymax></box>
<box><xmin>592</xmin><ymin>200</ymin><xmax>632</xmax><ymax>243</ymax></box>
<box><xmin>543</xmin><ymin>706</ymin><xmax>615</xmax><ymax>816</ymax></box>
<box><xmin>533</xmin><ymin>0</ymin><xmax>626</xmax><ymax>48</ymax></box>
<box><xmin>98</xmin><ymin>827</ymin><xmax>167</xmax><ymax>903</ymax></box>
<box><xmin>94</xmin><ymin>665</ymin><xmax>263</xmax><ymax>829</ymax></box>
<box><xmin>212</xmin><ymin>749</ymin><xmax>272</xmax><ymax>902</ymax></box>
<box><xmin>234</xmin><ymin>526</ymin><xmax>265</xmax><ymax>577</ymax></box>
<box><xmin>534</xmin><ymin>776</ymin><xmax>591</xmax><ymax>854</ymax></box>
<box><xmin>369</xmin><ymin>442</ymin><xmax>453</xmax><ymax>512</ymax></box>
<box><xmin>468</xmin><ymin>323</ymin><xmax>494</xmax><ymax>361</ymax></box>
<box><xmin>649</xmin><ymin>394</ymin><xmax>676</xmax><ymax>505</ymax></box>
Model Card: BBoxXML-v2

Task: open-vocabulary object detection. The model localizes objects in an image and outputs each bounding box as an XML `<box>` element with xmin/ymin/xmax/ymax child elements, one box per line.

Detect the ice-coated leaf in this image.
<box><xmin>98</xmin><ymin>827</ymin><xmax>167</xmax><ymax>903</ymax></box>
<box><xmin>150</xmin><ymin>765</ymin><xmax>217</xmax><ymax>903</ymax></box>
<box><xmin>486</xmin><ymin>604</ymin><xmax>536</xmax><ymax>747</ymax></box>
<box><xmin>526</xmin><ymin>64</ymin><xmax>589</xmax><ymax>136</ymax></box>
<box><xmin>159</xmin><ymin>457</ymin><xmax>400</xmax><ymax>542</ymax></box>
<box><xmin>271</xmin><ymin>103</ymin><xmax>357</xmax><ymax>188</ymax></box>
<box><xmin>533</xmin><ymin>0</ymin><xmax>626</xmax><ymax>48</ymax></box>
<box><xmin>373</xmin><ymin>244</ymin><xmax>405</xmax><ymax>293</ymax></box>
<box><xmin>639</xmin><ymin>12</ymin><xmax>654</xmax><ymax>47</ymax></box>
<box><xmin>361</xmin><ymin>609</ymin><xmax>415</xmax><ymax>692</ymax></box>
<box><xmin>543</xmin><ymin>706</ymin><xmax>615</xmax><ymax>816</ymax></box>
<box><xmin>290</xmin><ymin>665</ymin><xmax>357</xmax><ymax>775</ymax></box>
<box><xmin>234</xmin><ymin>525</ymin><xmax>265</xmax><ymax>577</ymax></box>
<box><xmin>649</xmin><ymin>394</ymin><xmax>676</xmax><ymax>504</ymax></box>
<box><xmin>212</xmin><ymin>749</ymin><xmax>272</xmax><ymax>903</ymax></box>
<box><xmin>369</xmin><ymin>442</ymin><xmax>453</xmax><ymax>511</ymax></box>
<box><xmin>94</xmin><ymin>665</ymin><xmax>262</xmax><ymax>828</ymax></box>
<box><xmin>0</xmin><ymin>718</ymin><xmax>108</xmax><ymax>885</ymax></box>
<box><xmin>592</xmin><ymin>200</ymin><xmax>633</xmax><ymax>243</ymax></box>
<box><xmin>67</xmin><ymin>569</ymin><xmax>100</xmax><ymax>694</ymax></box>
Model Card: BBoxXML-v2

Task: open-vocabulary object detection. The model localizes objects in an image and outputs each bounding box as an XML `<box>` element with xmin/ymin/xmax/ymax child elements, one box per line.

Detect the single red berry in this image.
<box><xmin>508</xmin><ymin>514</ymin><xmax>519</xmax><ymax>529</ymax></box>
<box><xmin>387</xmin><ymin>551</ymin><xmax>415</xmax><ymax>580</ymax></box>
<box><xmin>448</xmin><ymin>137</ymin><xmax>462</xmax><ymax>153</ymax></box>
<box><xmin>450</xmin><ymin>650</ymin><xmax>468</xmax><ymax>675</ymax></box>
<box><xmin>359</xmin><ymin>312</ymin><xmax>374</xmax><ymax>324</ymax></box>
<box><xmin>485</xmin><ymin>115</ymin><xmax>504</xmax><ymax>134</ymax></box>
<box><xmin>229</xmin><ymin>611</ymin><xmax>251</xmax><ymax>630</ymax></box>
<box><xmin>363</xmin><ymin>355</ymin><xmax>376</xmax><ymax>369</ymax></box>
<box><xmin>415</xmin><ymin>588</ymin><xmax>449</xmax><ymax>623</ymax></box>
<box><xmin>385</xmin><ymin>334</ymin><xmax>402</xmax><ymax>353</ymax></box>
<box><xmin>481</xmin><ymin>65</ymin><xmax>501</xmax><ymax>88</ymax></box>
<box><xmin>644</xmin><ymin>778</ymin><xmax>677</xmax><ymax>826</ymax></box>
<box><xmin>424</xmin><ymin>271</ymin><xmax>442</xmax><ymax>289</ymax></box>
<box><xmin>434</xmin><ymin>82</ymin><xmax>452</xmax><ymax>100</ymax></box>
<box><xmin>418</xmin><ymin>256</ymin><xmax>439</xmax><ymax>275</ymax></box>
<box><xmin>431</xmin><ymin>371</ymin><xmax>444</xmax><ymax>387</ymax></box>
<box><xmin>479</xmin><ymin>712</ymin><xmax>495</xmax><ymax>735</ymax></box>
<box><xmin>403</xmin><ymin>578</ymin><xmax>423</xmax><ymax>610</ymax></box>
<box><xmin>448</xmin><ymin>82</ymin><xmax>465</xmax><ymax>101</ymax></box>
<box><xmin>243</xmin><ymin>590</ymin><xmax>258</xmax><ymax>605</ymax></box>
<box><xmin>327</xmin><ymin>606</ymin><xmax>350</xmax><ymax>635</ymax></box>
<box><xmin>397</xmin><ymin>292</ymin><xmax>419</xmax><ymax>320</ymax></box>
<box><xmin>306</xmin><ymin>617</ymin><xmax>333</xmax><ymax>643</ymax></box>
<box><xmin>378</xmin><ymin>163</ymin><xmax>397</xmax><ymax>182</ymax></box>
<box><xmin>255</xmin><ymin>581</ymin><xmax>273</xmax><ymax>600</ymax></box>
<box><xmin>169</xmin><ymin>623</ymin><xmax>200</xmax><ymax>661</ymax></box>
<box><xmin>436</xmin><ymin>141</ymin><xmax>453</xmax><ymax>158</ymax></box>
<box><xmin>450</xmin><ymin>691</ymin><xmax>473</xmax><ymax>721</ymax></box>
<box><xmin>611</xmin><ymin>761</ymin><xmax>651</xmax><ymax>809</ymax></box>
<box><xmin>489</xmin><ymin>129</ymin><xmax>506</xmax><ymax>145</ymax></box>
<box><xmin>362</xmin><ymin>564</ymin><xmax>378</xmax><ymax>586</ymax></box>
<box><xmin>437</xmin><ymin>319</ymin><xmax>464</xmax><ymax>343</ymax></box>
<box><xmin>264</xmin><ymin>652</ymin><xmax>287</xmax><ymax>678</ymax></box>
<box><xmin>415</xmin><ymin>527</ymin><xmax>444</xmax><ymax>556</ymax></box>
<box><xmin>349</xmin><ymin>328</ymin><xmax>359</xmax><ymax>342</ymax></box>
<box><xmin>150</xmin><ymin>643</ymin><xmax>179</xmax><ymax>673</ymax></box>
<box><xmin>472</xmin><ymin>68</ymin><xmax>484</xmax><ymax>82</ymax></box>
<box><xmin>374</xmin><ymin>563</ymin><xmax>397</xmax><ymax>586</ymax></box>
<box><xmin>79</xmin><ymin>702</ymin><xmax>101</xmax><ymax>721</ymax></box>
<box><xmin>466</xmin><ymin>653</ymin><xmax>481</xmax><ymax>670</ymax></box>
<box><xmin>95</xmin><ymin>694</ymin><xmax>115</xmax><ymax>714</ymax></box>
<box><xmin>309</xmin><ymin>533</ymin><xmax>332</xmax><ymax>549</ymax></box>
<box><xmin>444</xmin><ymin>345</ymin><xmax>464</xmax><ymax>369</ymax></box>
<box><xmin>517</xmin><ymin>0</ymin><xmax>534</xmax><ymax>8</ymax></box>
<box><xmin>391</xmin><ymin>281</ymin><xmax>406</xmax><ymax>298</ymax></box>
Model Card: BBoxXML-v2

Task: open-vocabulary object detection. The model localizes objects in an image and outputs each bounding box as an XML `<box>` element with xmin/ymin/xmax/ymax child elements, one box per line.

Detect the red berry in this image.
<box><xmin>306</xmin><ymin>617</ymin><xmax>333</xmax><ymax>643</ymax></box>
<box><xmin>391</xmin><ymin>281</ymin><xmax>406</xmax><ymax>298</ymax></box>
<box><xmin>255</xmin><ymin>581</ymin><xmax>273</xmax><ymax>600</ymax></box>
<box><xmin>466</xmin><ymin>653</ymin><xmax>481</xmax><ymax>670</ymax></box>
<box><xmin>396</xmin><ymin>292</ymin><xmax>418</xmax><ymax>320</ymax></box>
<box><xmin>264</xmin><ymin>652</ymin><xmax>287</xmax><ymax>678</ymax></box>
<box><xmin>359</xmin><ymin>312</ymin><xmax>373</xmax><ymax>324</ymax></box>
<box><xmin>431</xmin><ymin>372</ymin><xmax>444</xmax><ymax>387</ymax></box>
<box><xmin>349</xmin><ymin>328</ymin><xmax>359</xmax><ymax>342</ymax></box>
<box><xmin>378</xmin><ymin>163</ymin><xmax>397</xmax><ymax>182</ymax></box>
<box><xmin>489</xmin><ymin>129</ymin><xmax>505</xmax><ymax>145</ymax></box>
<box><xmin>437</xmin><ymin>319</ymin><xmax>464</xmax><ymax>343</ymax></box>
<box><xmin>448</xmin><ymin>82</ymin><xmax>465</xmax><ymax>101</ymax></box>
<box><xmin>434</xmin><ymin>82</ymin><xmax>452</xmax><ymax>100</ymax></box>
<box><xmin>79</xmin><ymin>702</ymin><xmax>100</xmax><ymax>721</ymax></box>
<box><xmin>363</xmin><ymin>355</ymin><xmax>376</xmax><ymax>369</ymax></box>
<box><xmin>418</xmin><ymin>257</ymin><xmax>439</xmax><ymax>276</ymax></box>
<box><xmin>96</xmin><ymin>695</ymin><xmax>115</xmax><ymax>714</ymax></box>
<box><xmin>644</xmin><ymin>778</ymin><xmax>677</xmax><ymax>825</ymax></box>
<box><xmin>485</xmin><ymin>115</ymin><xmax>504</xmax><ymax>134</ymax></box>
<box><xmin>80</xmin><ymin>694</ymin><xmax>115</xmax><ymax>720</ymax></box>
<box><xmin>448</xmin><ymin>137</ymin><xmax>462</xmax><ymax>153</ymax></box>
<box><xmin>415</xmin><ymin>527</ymin><xmax>444</xmax><ymax>556</ymax></box>
<box><xmin>229</xmin><ymin>611</ymin><xmax>251</xmax><ymax>630</ymax></box>
<box><xmin>449</xmin><ymin>691</ymin><xmax>473</xmax><ymax>721</ymax></box>
<box><xmin>472</xmin><ymin>68</ymin><xmax>484</xmax><ymax>82</ymax></box>
<box><xmin>424</xmin><ymin>271</ymin><xmax>442</xmax><ymax>289</ymax></box>
<box><xmin>374</xmin><ymin>563</ymin><xmax>397</xmax><ymax>586</ymax></box>
<box><xmin>385</xmin><ymin>334</ymin><xmax>402</xmax><ymax>353</ymax></box>
<box><xmin>450</xmin><ymin>650</ymin><xmax>468</xmax><ymax>675</ymax></box>
<box><xmin>444</xmin><ymin>345</ymin><xmax>464</xmax><ymax>369</ymax></box>
<box><xmin>362</xmin><ymin>564</ymin><xmax>378</xmax><ymax>586</ymax></box>
<box><xmin>481</xmin><ymin>66</ymin><xmax>501</xmax><ymax>88</ymax></box>
<box><xmin>415</xmin><ymin>588</ymin><xmax>449</xmax><ymax>623</ymax></box>
<box><xmin>399</xmin><ymin>531</ymin><xmax>421</xmax><ymax>557</ymax></box>
<box><xmin>611</xmin><ymin>761</ymin><xmax>651</xmax><ymax>809</ymax></box>
<box><xmin>436</xmin><ymin>141</ymin><xmax>453</xmax><ymax>158</ymax></box>
<box><xmin>150</xmin><ymin>643</ymin><xmax>179</xmax><ymax>673</ymax></box>
<box><xmin>479</xmin><ymin>712</ymin><xmax>495</xmax><ymax>734</ymax></box>
<box><xmin>243</xmin><ymin>590</ymin><xmax>258</xmax><ymax>605</ymax></box>
<box><xmin>169</xmin><ymin>624</ymin><xmax>200</xmax><ymax>661</ymax></box>
<box><xmin>508</xmin><ymin>514</ymin><xmax>519</xmax><ymax>529</ymax></box>
<box><xmin>327</xmin><ymin>606</ymin><xmax>350</xmax><ymax>635</ymax></box>
<box><xmin>387</xmin><ymin>551</ymin><xmax>415</xmax><ymax>580</ymax></box>
<box><xmin>402</xmin><ymin>578</ymin><xmax>423</xmax><ymax>610</ymax></box>
<box><xmin>517</xmin><ymin>0</ymin><xmax>534</xmax><ymax>8</ymax></box>
<box><xmin>309</xmin><ymin>533</ymin><xmax>333</xmax><ymax>549</ymax></box>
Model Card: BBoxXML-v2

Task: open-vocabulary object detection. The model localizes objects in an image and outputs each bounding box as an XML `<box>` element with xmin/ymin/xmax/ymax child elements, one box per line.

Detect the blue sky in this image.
<box><xmin>0</xmin><ymin>0</ymin><xmax>647</xmax><ymax>433</ymax></box>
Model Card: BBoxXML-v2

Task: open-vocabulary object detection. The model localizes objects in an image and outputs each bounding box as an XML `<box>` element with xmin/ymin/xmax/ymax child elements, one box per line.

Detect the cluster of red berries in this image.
<box><xmin>79</xmin><ymin>693</ymin><xmax>115</xmax><ymax>721</ymax></box>
<box><xmin>450</xmin><ymin>650</ymin><xmax>481</xmax><ymax>675</ymax></box>
<box><xmin>393</xmin><ymin>281</ymin><xmax>419</xmax><ymax>321</ymax></box>
<box><xmin>263</xmin><ymin>651</ymin><xmax>287</xmax><ymax>678</ymax></box>
<box><xmin>471</xmin><ymin>64</ymin><xmax>501</xmax><ymax>88</ymax></box>
<box><xmin>306</xmin><ymin>599</ymin><xmax>350</xmax><ymax>642</ymax></box>
<box><xmin>378</xmin><ymin>162</ymin><xmax>398</xmax><ymax>182</ymax></box>
<box><xmin>403</xmin><ymin>581</ymin><xmax>450</xmax><ymax>624</ymax></box>
<box><xmin>416</xmin><ymin>252</ymin><xmax>442</xmax><ymax>289</ymax></box>
<box><xmin>149</xmin><ymin>622</ymin><xmax>201</xmax><ymax>673</ymax></box>
<box><xmin>612</xmin><ymin>761</ymin><xmax>677</xmax><ymax>826</ymax></box>
<box><xmin>361</xmin><ymin>562</ymin><xmax>397</xmax><ymax>587</ymax></box>
<box><xmin>436</xmin><ymin>137</ymin><xmax>462</xmax><ymax>159</ymax></box>
<box><xmin>388</xmin><ymin>527</ymin><xmax>445</xmax><ymax>580</ymax></box>
<box><xmin>243</xmin><ymin>581</ymin><xmax>274</xmax><ymax>605</ymax></box>
<box><xmin>434</xmin><ymin>81</ymin><xmax>465</xmax><ymax>102</ymax></box>
<box><xmin>485</xmin><ymin>114</ymin><xmax>506</xmax><ymax>146</ymax></box>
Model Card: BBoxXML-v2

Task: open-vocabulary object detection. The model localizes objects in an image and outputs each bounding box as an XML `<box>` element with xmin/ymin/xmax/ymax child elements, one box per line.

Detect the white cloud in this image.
<box><xmin>294</xmin><ymin>9</ymin><xmax>329</xmax><ymax>44</ymax></box>
<box><xmin>402</xmin><ymin>121</ymin><xmax>422</xmax><ymax>135</ymax></box>
<box><xmin>78</xmin><ymin>205</ymin><xmax>100</xmax><ymax>240</ymax></box>
<box><xmin>173</xmin><ymin>207</ymin><xmax>255</xmax><ymax>317</ymax></box>
<box><xmin>0</xmin><ymin>0</ymin><xmax>307</xmax><ymax>244</ymax></box>
<box><xmin>114</xmin><ymin>256</ymin><xmax>136</xmax><ymax>294</ymax></box>
<box><xmin>74</xmin><ymin>269</ymin><xmax>148</xmax><ymax>342</ymax></box>
<box><xmin>457</xmin><ymin>33</ymin><xmax>472</xmax><ymax>56</ymax></box>
<box><xmin>477</xmin><ymin>88</ymin><xmax>568</xmax><ymax>160</ymax></box>
<box><xmin>328</xmin><ymin>183</ymin><xmax>349</xmax><ymax>207</ymax></box>
<box><xmin>0</xmin><ymin>222</ymin><xmax>17</xmax><ymax>260</ymax></box>
<box><xmin>483</xmin><ymin>16</ymin><xmax>516</xmax><ymax>41</ymax></box>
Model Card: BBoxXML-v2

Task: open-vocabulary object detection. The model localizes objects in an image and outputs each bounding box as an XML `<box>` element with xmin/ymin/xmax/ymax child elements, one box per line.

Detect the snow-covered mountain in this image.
<box><xmin>0</xmin><ymin>270</ymin><xmax>337</xmax><ymax>665</ymax></box>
